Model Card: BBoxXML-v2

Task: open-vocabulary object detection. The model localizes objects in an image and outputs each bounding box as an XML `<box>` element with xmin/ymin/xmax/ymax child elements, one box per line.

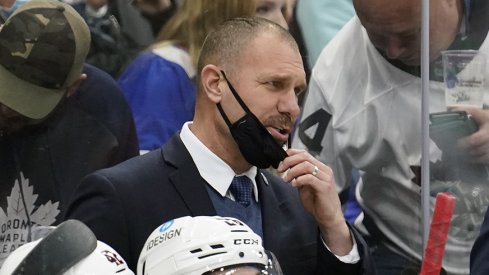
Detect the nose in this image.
<box><xmin>275</xmin><ymin>13</ymin><xmax>288</xmax><ymax>30</ymax></box>
<box><xmin>278</xmin><ymin>89</ymin><xmax>300</xmax><ymax>120</ymax></box>
<box><xmin>384</xmin><ymin>37</ymin><xmax>407</xmax><ymax>60</ymax></box>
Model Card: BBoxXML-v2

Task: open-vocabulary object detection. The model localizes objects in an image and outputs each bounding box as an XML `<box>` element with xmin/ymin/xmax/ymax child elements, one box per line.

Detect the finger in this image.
<box><xmin>469</xmin><ymin>148</ymin><xmax>489</xmax><ymax>163</ymax></box>
<box><xmin>282</xmin><ymin>161</ymin><xmax>316</xmax><ymax>182</ymax></box>
<box><xmin>277</xmin><ymin>149</ymin><xmax>311</xmax><ymax>173</ymax></box>
<box><xmin>448</xmin><ymin>106</ymin><xmax>486</xmax><ymax>122</ymax></box>
<box><xmin>458</xmin><ymin>128</ymin><xmax>489</xmax><ymax>150</ymax></box>
<box><xmin>292</xmin><ymin>171</ymin><xmax>335</xmax><ymax>191</ymax></box>
<box><xmin>454</xmin><ymin>139</ymin><xmax>489</xmax><ymax>164</ymax></box>
<box><xmin>466</xmin><ymin>108</ymin><xmax>489</xmax><ymax>126</ymax></box>
<box><xmin>291</xmin><ymin>173</ymin><xmax>318</xmax><ymax>188</ymax></box>
<box><xmin>311</xmin><ymin>165</ymin><xmax>319</xmax><ymax>177</ymax></box>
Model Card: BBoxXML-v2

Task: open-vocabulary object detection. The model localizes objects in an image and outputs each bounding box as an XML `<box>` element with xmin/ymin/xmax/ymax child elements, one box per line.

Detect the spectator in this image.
<box><xmin>72</xmin><ymin>0</ymin><xmax>134</xmax><ymax>77</ymax></box>
<box><xmin>293</xmin><ymin>0</ymin><xmax>489</xmax><ymax>274</ymax></box>
<box><xmin>64</xmin><ymin>0</ymin><xmax>156</xmax><ymax>77</ymax></box>
<box><xmin>255</xmin><ymin>0</ymin><xmax>288</xmax><ymax>30</ymax></box>
<box><xmin>66</xmin><ymin>17</ymin><xmax>374</xmax><ymax>274</ymax></box>
<box><xmin>110</xmin><ymin>0</ymin><xmax>154</xmax><ymax>59</ymax></box>
<box><xmin>130</xmin><ymin>0</ymin><xmax>179</xmax><ymax>37</ymax></box>
<box><xmin>0</xmin><ymin>0</ymin><xmax>139</xmax><ymax>265</ymax></box>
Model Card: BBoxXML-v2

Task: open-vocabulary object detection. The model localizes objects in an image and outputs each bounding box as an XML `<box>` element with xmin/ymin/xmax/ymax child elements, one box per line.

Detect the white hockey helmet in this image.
<box><xmin>137</xmin><ymin>216</ymin><xmax>282</xmax><ymax>275</ymax></box>
<box><xmin>0</xmin><ymin>220</ymin><xmax>134</xmax><ymax>275</ymax></box>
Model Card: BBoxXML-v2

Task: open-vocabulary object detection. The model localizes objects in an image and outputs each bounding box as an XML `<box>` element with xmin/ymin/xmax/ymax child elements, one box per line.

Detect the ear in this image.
<box><xmin>66</xmin><ymin>74</ymin><xmax>87</xmax><ymax>98</ymax></box>
<box><xmin>200</xmin><ymin>65</ymin><xmax>223</xmax><ymax>103</ymax></box>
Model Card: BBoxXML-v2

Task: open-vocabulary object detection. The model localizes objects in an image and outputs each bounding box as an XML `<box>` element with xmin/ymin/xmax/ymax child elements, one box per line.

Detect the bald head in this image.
<box><xmin>353</xmin><ymin>0</ymin><xmax>462</xmax><ymax>65</ymax></box>
<box><xmin>353</xmin><ymin>0</ymin><xmax>420</xmax><ymax>27</ymax></box>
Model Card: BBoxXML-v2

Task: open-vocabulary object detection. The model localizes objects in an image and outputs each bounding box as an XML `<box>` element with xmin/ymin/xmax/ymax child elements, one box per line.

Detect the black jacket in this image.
<box><xmin>66</xmin><ymin>134</ymin><xmax>374</xmax><ymax>274</ymax></box>
<box><xmin>0</xmin><ymin>64</ymin><xmax>139</xmax><ymax>264</ymax></box>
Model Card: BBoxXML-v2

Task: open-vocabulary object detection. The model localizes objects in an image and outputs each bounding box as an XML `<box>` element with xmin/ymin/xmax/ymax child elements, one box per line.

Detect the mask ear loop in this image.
<box><xmin>220</xmin><ymin>71</ymin><xmax>253</xmax><ymax>114</ymax></box>
<box><xmin>217</xmin><ymin>70</ymin><xmax>288</xmax><ymax>168</ymax></box>
<box><xmin>216</xmin><ymin>70</ymin><xmax>251</xmax><ymax>127</ymax></box>
<box><xmin>216</xmin><ymin>102</ymin><xmax>233</xmax><ymax>127</ymax></box>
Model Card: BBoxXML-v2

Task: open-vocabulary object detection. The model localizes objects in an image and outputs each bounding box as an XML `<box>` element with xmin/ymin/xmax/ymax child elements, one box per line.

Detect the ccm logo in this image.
<box><xmin>234</xmin><ymin>239</ymin><xmax>259</xmax><ymax>245</ymax></box>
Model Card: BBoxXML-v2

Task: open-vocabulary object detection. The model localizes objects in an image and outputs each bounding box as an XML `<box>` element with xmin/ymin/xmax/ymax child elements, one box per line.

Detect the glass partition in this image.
<box><xmin>293</xmin><ymin>0</ymin><xmax>488</xmax><ymax>274</ymax></box>
<box><xmin>425</xmin><ymin>0</ymin><xmax>489</xmax><ymax>274</ymax></box>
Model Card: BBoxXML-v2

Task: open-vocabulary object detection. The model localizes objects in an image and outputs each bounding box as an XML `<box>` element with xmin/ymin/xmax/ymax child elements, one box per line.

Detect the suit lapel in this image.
<box><xmin>162</xmin><ymin>135</ymin><xmax>216</xmax><ymax>216</ymax></box>
<box><xmin>257</xmin><ymin>171</ymin><xmax>282</xmax><ymax>255</ymax></box>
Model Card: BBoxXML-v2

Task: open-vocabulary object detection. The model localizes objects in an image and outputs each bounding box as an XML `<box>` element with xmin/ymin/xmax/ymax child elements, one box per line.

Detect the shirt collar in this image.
<box><xmin>180</xmin><ymin>122</ymin><xmax>259</xmax><ymax>202</ymax></box>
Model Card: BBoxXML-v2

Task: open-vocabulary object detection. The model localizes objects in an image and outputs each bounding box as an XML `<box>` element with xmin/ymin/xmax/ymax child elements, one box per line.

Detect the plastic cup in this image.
<box><xmin>442</xmin><ymin>50</ymin><xmax>486</xmax><ymax>108</ymax></box>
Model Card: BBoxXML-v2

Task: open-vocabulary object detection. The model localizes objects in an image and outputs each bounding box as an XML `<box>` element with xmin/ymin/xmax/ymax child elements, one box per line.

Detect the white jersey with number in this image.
<box><xmin>293</xmin><ymin>16</ymin><xmax>489</xmax><ymax>275</ymax></box>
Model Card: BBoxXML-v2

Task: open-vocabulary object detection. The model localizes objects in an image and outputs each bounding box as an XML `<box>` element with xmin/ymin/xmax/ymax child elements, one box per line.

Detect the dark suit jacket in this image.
<box><xmin>470</xmin><ymin>205</ymin><xmax>489</xmax><ymax>275</ymax></box>
<box><xmin>65</xmin><ymin>135</ymin><xmax>373</xmax><ymax>274</ymax></box>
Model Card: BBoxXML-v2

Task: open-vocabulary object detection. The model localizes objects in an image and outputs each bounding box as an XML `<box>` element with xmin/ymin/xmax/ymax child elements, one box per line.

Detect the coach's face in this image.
<box><xmin>219</xmin><ymin>32</ymin><xmax>306</xmax><ymax>146</ymax></box>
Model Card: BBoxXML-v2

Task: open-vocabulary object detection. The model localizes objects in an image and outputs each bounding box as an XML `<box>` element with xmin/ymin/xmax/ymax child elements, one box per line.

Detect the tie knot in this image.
<box><xmin>229</xmin><ymin>176</ymin><xmax>253</xmax><ymax>207</ymax></box>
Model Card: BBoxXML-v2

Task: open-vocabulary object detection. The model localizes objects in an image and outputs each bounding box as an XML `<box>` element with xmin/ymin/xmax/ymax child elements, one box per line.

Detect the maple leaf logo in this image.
<box><xmin>0</xmin><ymin>172</ymin><xmax>61</xmax><ymax>265</ymax></box>
<box><xmin>5</xmin><ymin>172</ymin><xmax>60</xmax><ymax>225</ymax></box>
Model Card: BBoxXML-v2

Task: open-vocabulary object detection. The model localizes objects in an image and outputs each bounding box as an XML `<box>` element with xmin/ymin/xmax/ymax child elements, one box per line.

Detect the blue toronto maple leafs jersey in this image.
<box><xmin>118</xmin><ymin>47</ymin><xmax>196</xmax><ymax>152</ymax></box>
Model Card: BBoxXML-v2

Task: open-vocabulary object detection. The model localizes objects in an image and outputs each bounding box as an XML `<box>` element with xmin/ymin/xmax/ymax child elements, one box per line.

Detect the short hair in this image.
<box><xmin>197</xmin><ymin>17</ymin><xmax>299</xmax><ymax>79</ymax></box>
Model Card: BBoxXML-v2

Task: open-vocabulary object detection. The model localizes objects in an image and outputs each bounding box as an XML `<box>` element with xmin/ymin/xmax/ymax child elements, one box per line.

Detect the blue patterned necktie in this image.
<box><xmin>229</xmin><ymin>176</ymin><xmax>253</xmax><ymax>207</ymax></box>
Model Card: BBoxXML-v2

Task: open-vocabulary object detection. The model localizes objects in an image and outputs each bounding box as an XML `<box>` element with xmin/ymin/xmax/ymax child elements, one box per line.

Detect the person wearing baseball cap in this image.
<box><xmin>0</xmin><ymin>0</ymin><xmax>138</xmax><ymax>266</ymax></box>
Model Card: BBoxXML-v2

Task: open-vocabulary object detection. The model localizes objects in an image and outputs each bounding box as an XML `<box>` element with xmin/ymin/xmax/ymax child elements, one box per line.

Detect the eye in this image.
<box><xmin>256</xmin><ymin>5</ymin><xmax>271</xmax><ymax>15</ymax></box>
<box><xmin>268</xmin><ymin>81</ymin><xmax>282</xmax><ymax>89</ymax></box>
<box><xmin>256</xmin><ymin>1</ymin><xmax>273</xmax><ymax>16</ymax></box>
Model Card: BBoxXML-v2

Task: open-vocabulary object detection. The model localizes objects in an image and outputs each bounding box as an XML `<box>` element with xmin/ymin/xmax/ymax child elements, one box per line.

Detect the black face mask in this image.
<box><xmin>217</xmin><ymin>71</ymin><xmax>288</xmax><ymax>169</ymax></box>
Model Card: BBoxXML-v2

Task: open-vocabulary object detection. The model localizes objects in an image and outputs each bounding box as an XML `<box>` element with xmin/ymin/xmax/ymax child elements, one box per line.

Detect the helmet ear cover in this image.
<box><xmin>12</xmin><ymin>220</ymin><xmax>97</xmax><ymax>275</ymax></box>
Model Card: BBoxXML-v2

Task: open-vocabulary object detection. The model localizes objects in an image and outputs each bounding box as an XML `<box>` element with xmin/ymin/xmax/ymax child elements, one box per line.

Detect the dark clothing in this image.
<box><xmin>207</xmin><ymin>184</ymin><xmax>264</xmax><ymax>238</ymax></box>
<box><xmin>0</xmin><ymin>64</ymin><xmax>138</xmax><ymax>264</ymax></box>
<box><xmin>66</xmin><ymin>134</ymin><xmax>373</xmax><ymax>274</ymax></box>
<box><xmin>72</xmin><ymin>4</ymin><xmax>136</xmax><ymax>77</ymax></box>
<box><xmin>471</xmin><ymin>206</ymin><xmax>489</xmax><ymax>274</ymax></box>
